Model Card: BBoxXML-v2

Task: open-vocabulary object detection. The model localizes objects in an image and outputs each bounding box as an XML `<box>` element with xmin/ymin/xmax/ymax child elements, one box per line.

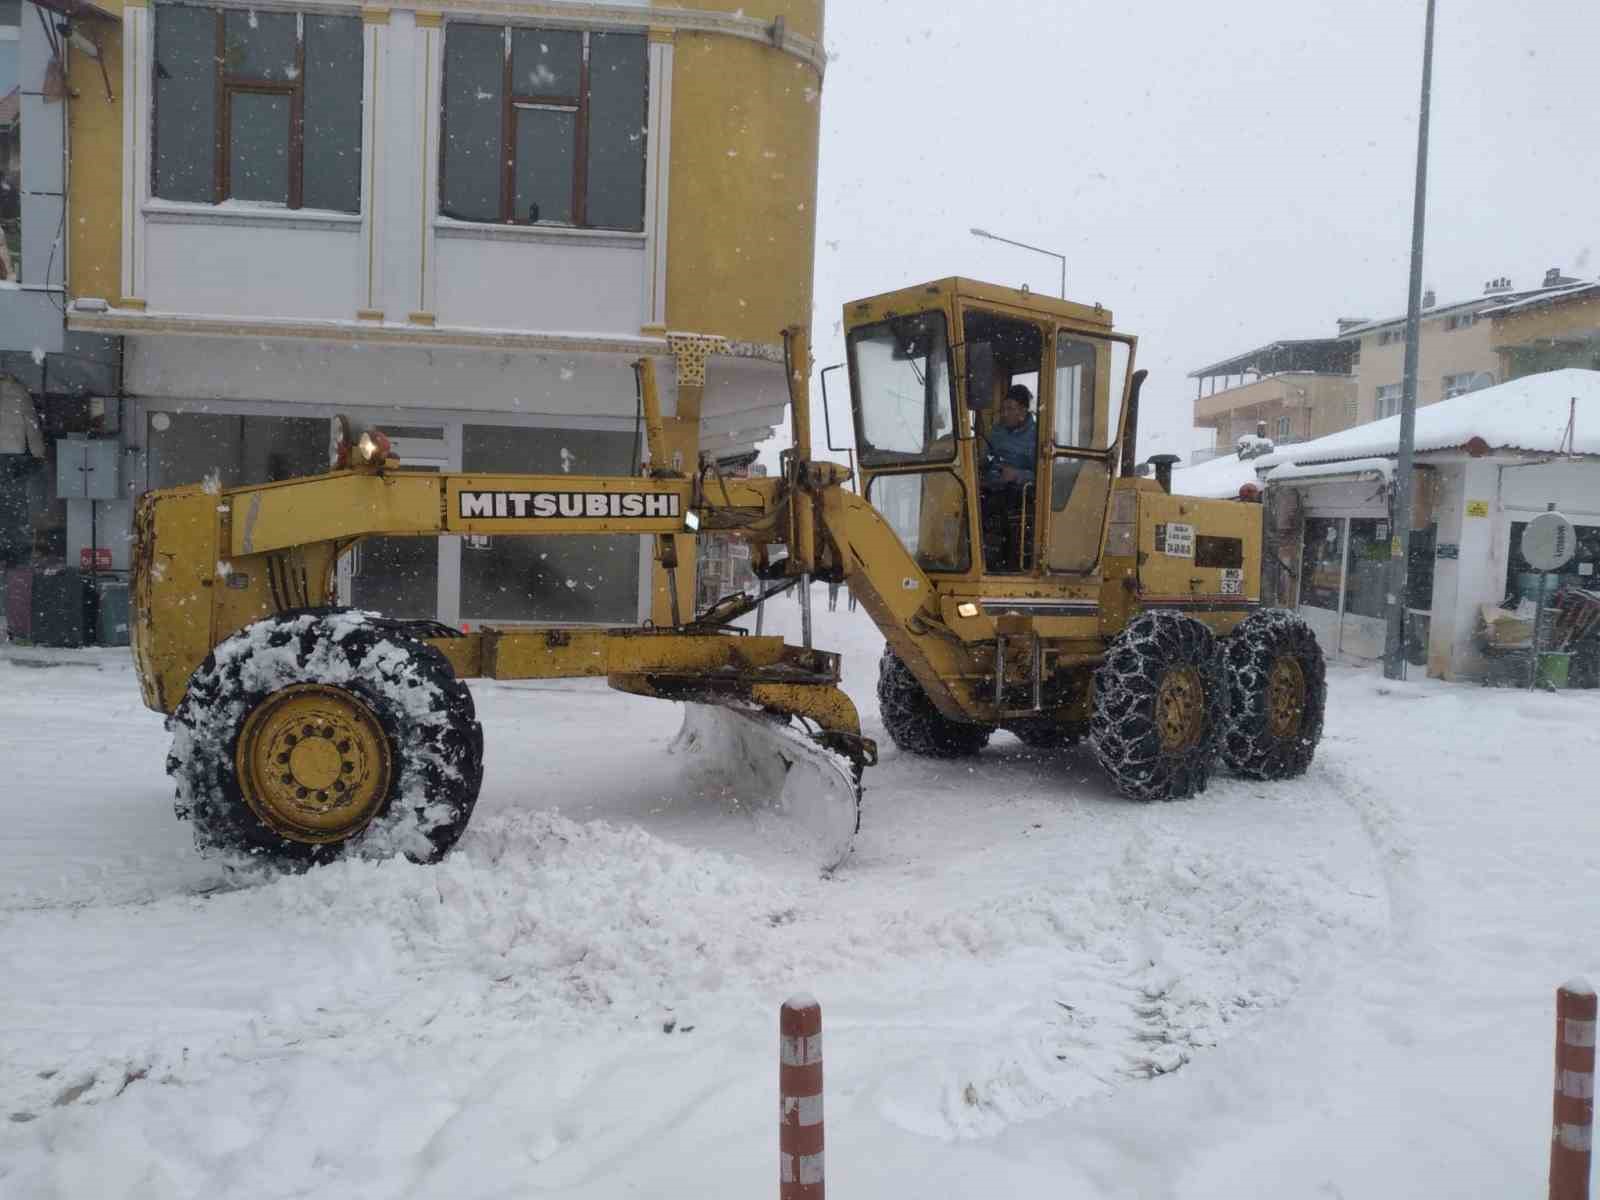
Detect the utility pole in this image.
<box><xmin>1385</xmin><ymin>0</ymin><xmax>1437</xmax><ymax>681</ymax></box>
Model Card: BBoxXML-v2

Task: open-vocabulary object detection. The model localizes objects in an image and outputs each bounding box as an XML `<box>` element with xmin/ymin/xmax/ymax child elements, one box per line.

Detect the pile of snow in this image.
<box><xmin>1234</xmin><ymin>433</ymin><xmax>1276</xmax><ymax>460</ymax></box>
<box><xmin>1171</xmin><ymin>451</ymin><xmax>1264</xmax><ymax>499</ymax></box>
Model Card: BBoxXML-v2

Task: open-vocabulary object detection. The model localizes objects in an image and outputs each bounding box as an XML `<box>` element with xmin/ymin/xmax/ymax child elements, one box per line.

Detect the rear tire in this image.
<box><xmin>1090</xmin><ymin>611</ymin><xmax>1227</xmax><ymax>800</ymax></box>
<box><xmin>1221</xmin><ymin>609</ymin><xmax>1326</xmax><ymax>780</ymax></box>
<box><xmin>168</xmin><ymin>610</ymin><xmax>483</xmax><ymax>866</ymax></box>
<box><xmin>877</xmin><ymin>648</ymin><xmax>992</xmax><ymax>758</ymax></box>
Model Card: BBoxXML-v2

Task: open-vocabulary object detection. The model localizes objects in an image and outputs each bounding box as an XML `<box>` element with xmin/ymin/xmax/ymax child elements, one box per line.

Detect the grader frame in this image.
<box><xmin>131</xmin><ymin>278</ymin><xmax>1324</xmax><ymax>866</ymax></box>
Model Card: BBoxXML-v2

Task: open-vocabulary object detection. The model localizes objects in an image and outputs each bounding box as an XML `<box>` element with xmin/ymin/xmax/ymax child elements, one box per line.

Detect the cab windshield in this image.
<box><xmin>848</xmin><ymin>313</ymin><xmax>956</xmax><ymax>467</ymax></box>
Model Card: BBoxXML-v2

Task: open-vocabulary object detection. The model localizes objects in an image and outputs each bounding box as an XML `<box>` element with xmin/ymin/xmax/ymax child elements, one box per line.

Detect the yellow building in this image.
<box><xmin>1340</xmin><ymin>269</ymin><xmax>1587</xmax><ymax>421</ymax></box>
<box><xmin>1487</xmin><ymin>282</ymin><xmax>1600</xmax><ymax>381</ymax></box>
<box><xmin>50</xmin><ymin>0</ymin><xmax>826</xmax><ymax>629</ymax></box>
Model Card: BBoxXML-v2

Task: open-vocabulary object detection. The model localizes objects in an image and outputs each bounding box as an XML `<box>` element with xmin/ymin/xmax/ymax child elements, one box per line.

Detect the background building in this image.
<box><xmin>2</xmin><ymin>0</ymin><xmax>826</xmax><ymax>642</ymax></box>
<box><xmin>1189</xmin><ymin>337</ymin><xmax>1356</xmax><ymax>453</ymax></box>
<box><xmin>1487</xmin><ymin>281</ymin><xmax>1600</xmax><ymax>382</ymax></box>
<box><xmin>1176</xmin><ymin>369</ymin><xmax>1600</xmax><ymax>683</ymax></box>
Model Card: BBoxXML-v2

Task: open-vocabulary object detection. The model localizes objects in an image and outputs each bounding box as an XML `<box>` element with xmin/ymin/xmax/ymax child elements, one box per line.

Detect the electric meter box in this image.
<box><xmin>55</xmin><ymin>438</ymin><xmax>122</xmax><ymax>501</ymax></box>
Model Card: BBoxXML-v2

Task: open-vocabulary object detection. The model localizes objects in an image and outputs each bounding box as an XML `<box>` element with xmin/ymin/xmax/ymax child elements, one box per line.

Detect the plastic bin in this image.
<box><xmin>1536</xmin><ymin>651</ymin><xmax>1572</xmax><ymax>690</ymax></box>
<box><xmin>30</xmin><ymin>566</ymin><xmax>90</xmax><ymax>648</ymax></box>
<box><xmin>4</xmin><ymin>565</ymin><xmax>33</xmax><ymax>640</ymax></box>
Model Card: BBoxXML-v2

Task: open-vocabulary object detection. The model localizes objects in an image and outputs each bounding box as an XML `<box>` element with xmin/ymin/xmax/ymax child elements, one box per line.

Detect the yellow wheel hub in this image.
<box><xmin>1155</xmin><ymin>666</ymin><xmax>1205</xmax><ymax>752</ymax></box>
<box><xmin>236</xmin><ymin>684</ymin><xmax>393</xmax><ymax>844</ymax></box>
<box><xmin>1266</xmin><ymin>655</ymin><xmax>1308</xmax><ymax>740</ymax></box>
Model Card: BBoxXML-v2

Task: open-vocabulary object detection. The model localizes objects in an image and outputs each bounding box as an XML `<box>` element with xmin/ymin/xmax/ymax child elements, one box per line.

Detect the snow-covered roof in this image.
<box><xmin>1269</xmin><ymin>369</ymin><xmax>1600</xmax><ymax>466</ymax></box>
<box><xmin>1264</xmin><ymin>456</ymin><xmax>1394</xmax><ymax>485</ymax></box>
<box><xmin>1171</xmin><ymin>452</ymin><xmax>1265</xmax><ymax>499</ymax></box>
<box><xmin>1479</xmin><ymin>281</ymin><xmax>1600</xmax><ymax>319</ymax></box>
<box><xmin>1338</xmin><ymin>279</ymin><xmax>1595</xmax><ymax>340</ymax></box>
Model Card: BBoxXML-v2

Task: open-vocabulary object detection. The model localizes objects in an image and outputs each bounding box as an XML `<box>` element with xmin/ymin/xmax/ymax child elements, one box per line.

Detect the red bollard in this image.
<box><xmin>1551</xmin><ymin>979</ymin><xmax>1596</xmax><ymax>1200</ymax></box>
<box><xmin>780</xmin><ymin>994</ymin><xmax>824</xmax><ymax>1199</ymax></box>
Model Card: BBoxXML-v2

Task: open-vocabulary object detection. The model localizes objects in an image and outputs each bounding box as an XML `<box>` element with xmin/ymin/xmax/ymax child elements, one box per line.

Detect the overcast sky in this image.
<box><xmin>793</xmin><ymin>0</ymin><xmax>1600</xmax><ymax>463</ymax></box>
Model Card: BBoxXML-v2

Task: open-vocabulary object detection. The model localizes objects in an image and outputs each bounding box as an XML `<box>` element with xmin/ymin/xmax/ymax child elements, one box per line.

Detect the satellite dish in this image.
<box><xmin>1466</xmin><ymin>371</ymin><xmax>1496</xmax><ymax>393</ymax></box>
<box><xmin>1523</xmin><ymin>509</ymin><xmax>1576</xmax><ymax>572</ymax></box>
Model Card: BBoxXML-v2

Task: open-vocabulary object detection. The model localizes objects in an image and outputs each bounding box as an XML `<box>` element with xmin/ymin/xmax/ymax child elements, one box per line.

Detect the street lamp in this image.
<box><xmin>970</xmin><ymin>227</ymin><xmax>1067</xmax><ymax>299</ymax></box>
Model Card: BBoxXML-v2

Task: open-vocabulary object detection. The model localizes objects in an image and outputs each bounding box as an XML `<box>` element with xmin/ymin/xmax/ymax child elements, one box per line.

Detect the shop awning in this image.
<box><xmin>1265</xmin><ymin>457</ymin><xmax>1393</xmax><ymax>487</ymax></box>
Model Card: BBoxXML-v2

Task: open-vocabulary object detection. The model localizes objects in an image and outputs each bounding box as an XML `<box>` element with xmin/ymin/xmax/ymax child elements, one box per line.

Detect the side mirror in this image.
<box><xmin>965</xmin><ymin>341</ymin><xmax>995</xmax><ymax>411</ymax></box>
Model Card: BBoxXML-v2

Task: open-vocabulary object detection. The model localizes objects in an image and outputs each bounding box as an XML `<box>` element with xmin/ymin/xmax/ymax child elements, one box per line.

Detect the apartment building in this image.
<box><xmin>1189</xmin><ymin>337</ymin><xmax>1357</xmax><ymax>453</ymax></box>
<box><xmin>1339</xmin><ymin>269</ymin><xmax>1585</xmax><ymax>422</ymax></box>
<box><xmin>1486</xmin><ymin>281</ymin><xmax>1600</xmax><ymax>382</ymax></box>
<box><xmin>3</xmin><ymin>0</ymin><xmax>826</xmax><ymax>638</ymax></box>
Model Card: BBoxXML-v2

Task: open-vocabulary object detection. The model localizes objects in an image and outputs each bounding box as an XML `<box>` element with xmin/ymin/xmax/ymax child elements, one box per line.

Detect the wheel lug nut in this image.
<box><xmin>341</xmin><ymin>761</ymin><xmax>354</xmax><ymax>774</ymax></box>
<box><xmin>296</xmin><ymin>788</ymin><xmax>309</xmax><ymax>799</ymax></box>
<box><xmin>301</xmin><ymin>725</ymin><xmax>314</xmax><ymax>737</ymax></box>
<box><xmin>337</xmin><ymin>740</ymin><xmax>351</xmax><ymax>753</ymax></box>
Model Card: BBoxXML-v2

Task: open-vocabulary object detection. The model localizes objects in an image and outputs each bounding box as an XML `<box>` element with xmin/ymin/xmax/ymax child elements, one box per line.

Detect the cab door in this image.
<box><xmin>960</xmin><ymin>305</ymin><xmax>1046</xmax><ymax>575</ymax></box>
<box><xmin>1040</xmin><ymin>329</ymin><xmax>1133</xmax><ymax>574</ymax></box>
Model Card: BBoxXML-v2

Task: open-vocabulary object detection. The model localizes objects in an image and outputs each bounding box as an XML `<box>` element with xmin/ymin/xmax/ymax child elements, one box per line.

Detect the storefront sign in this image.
<box><xmin>1435</xmin><ymin>543</ymin><xmax>1459</xmax><ymax>560</ymax></box>
<box><xmin>1465</xmin><ymin>500</ymin><xmax>1490</xmax><ymax>518</ymax></box>
<box><xmin>79</xmin><ymin>547</ymin><xmax>112</xmax><ymax>570</ymax></box>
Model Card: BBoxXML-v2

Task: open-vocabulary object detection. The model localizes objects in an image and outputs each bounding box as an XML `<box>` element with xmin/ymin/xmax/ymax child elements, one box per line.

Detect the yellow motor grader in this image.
<box><xmin>130</xmin><ymin>278</ymin><xmax>1324</xmax><ymax>868</ymax></box>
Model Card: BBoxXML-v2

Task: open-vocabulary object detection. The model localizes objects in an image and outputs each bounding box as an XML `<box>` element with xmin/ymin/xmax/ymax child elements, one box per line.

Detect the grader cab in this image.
<box><xmin>838</xmin><ymin>280</ymin><xmax>1324</xmax><ymax>793</ymax></box>
<box><xmin>129</xmin><ymin>278</ymin><xmax>1324</xmax><ymax>871</ymax></box>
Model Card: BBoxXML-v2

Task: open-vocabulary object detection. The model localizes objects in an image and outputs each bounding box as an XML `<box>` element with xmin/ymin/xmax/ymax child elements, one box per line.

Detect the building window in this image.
<box><xmin>1378</xmin><ymin>329</ymin><xmax>1403</xmax><ymax>346</ymax></box>
<box><xmin>1344</xmin><ymin>395</ymin><xmax>1359</xmax><ymax>421</ymax></box>
<box><xmin>152</xmin><ymin>4</ymin><xmax>364</xmax><ymax>212</ymax></box>
<box><xmin>1275</xmin><ymin>414</ymin><xmax>1292</xmax><ymax>439</ymax></box>
<box><xmin>441</xmin><ymin>24</ymin><xmax>647</xmax><ymax>231</ymax></box>
<box><xmin>1444</xmin><ymin>312</ymin><xmax>1478</xmax><ymax>332</ymax></box>
<box><xmin>1441</xmin><ymin>371</ymin><xmax>1485</xmax><ymax>399</ymax></box>
<box><xmin>1375</xmin><ymin>383</ymin><xmax>1402</xmax><ymax>419</ymax></box>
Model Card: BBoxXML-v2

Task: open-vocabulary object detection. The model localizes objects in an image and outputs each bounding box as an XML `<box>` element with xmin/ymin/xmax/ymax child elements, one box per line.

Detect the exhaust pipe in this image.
<box><xmin>1119</xmin><ymin>369</ymin><xmax>1150</xmax><ymax>479</ymax></box>
<box><xmin>1149</xmin><ymin>454</ymin><xmax>1180</xmax><ymax>494</ymax></box>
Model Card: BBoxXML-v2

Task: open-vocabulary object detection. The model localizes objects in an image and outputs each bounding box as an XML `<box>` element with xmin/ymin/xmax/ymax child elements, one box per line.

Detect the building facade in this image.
<box><xmin>2</xmin><ymin>0</ymin><xmax>826</xmax><ymax>640</ymax></box>
<box><xmin>1185</xmin><ymin>370</ymin><xmax>1600</xmax><ymax>683</ymax></box>
<box><xmin>1487</xmin><ymin>283</ymin><xmax>1600</xmax><ymax>382</ymax></box>
<box><xmin>1189</xmin><ymin>338</ymin><xmax>1356</xmax><ymax>453</ymax></box>
<box><xmin>1338</xmin><ymin>269</ymin><xmax>1586</xmax><ymax>422</ymax></box>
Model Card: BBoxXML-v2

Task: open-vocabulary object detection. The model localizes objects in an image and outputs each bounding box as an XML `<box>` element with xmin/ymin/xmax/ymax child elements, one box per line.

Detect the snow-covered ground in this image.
<box><xmin>1</xmin><ymin>594</ymin><xmax>1597</xmax><ymax>1198</ymax></box>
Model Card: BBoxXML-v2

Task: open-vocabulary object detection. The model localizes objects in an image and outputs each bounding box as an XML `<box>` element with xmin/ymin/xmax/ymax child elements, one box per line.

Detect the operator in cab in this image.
<box><xmin>980</xmin><ymin>384</ymin><xmax>1038</xmax><ymax>570</ymax></box>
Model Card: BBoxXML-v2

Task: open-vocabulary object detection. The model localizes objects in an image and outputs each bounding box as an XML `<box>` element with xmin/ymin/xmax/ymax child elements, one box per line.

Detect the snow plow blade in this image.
<box><xmin>671</xmin><ymin>704</ymin><xmax>867</xmax><ymax>869</ymax></box>
<box><xmin>608</xmin><ymin>662</ymin><xmax>874</xmax><ymax>870</ymax></box>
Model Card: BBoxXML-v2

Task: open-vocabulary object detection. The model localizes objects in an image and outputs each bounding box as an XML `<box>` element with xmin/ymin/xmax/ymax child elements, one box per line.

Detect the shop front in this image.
<box><xmin>1287</xmin><ymin>474</ymin><xmax>1397</xmax><ymax>662</ymax></box>
<box><xmin>136</xmin><ymin>397</ymin><xmax>651</xmax><ymax>628</ymax></box>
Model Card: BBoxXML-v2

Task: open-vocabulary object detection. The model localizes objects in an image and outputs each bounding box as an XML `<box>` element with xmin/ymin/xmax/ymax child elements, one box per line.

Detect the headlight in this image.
<box><xmin>354</xmin><ymin>430</ymin><xmax>392</xmax><ymax>465</ymax></box>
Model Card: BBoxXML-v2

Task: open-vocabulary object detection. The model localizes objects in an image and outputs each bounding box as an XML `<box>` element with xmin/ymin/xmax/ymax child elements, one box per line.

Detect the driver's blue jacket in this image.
<box><xmin>983</xmin><ymin>416</ymin><xmax>1038</xmax><ymax>485</ymax></box>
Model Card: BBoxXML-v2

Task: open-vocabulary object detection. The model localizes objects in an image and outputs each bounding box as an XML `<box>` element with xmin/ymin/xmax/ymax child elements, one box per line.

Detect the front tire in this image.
<box><xmin>877</xmin><ymin>648</ymin><xmax>992</xmax><ymax>758</ymax></box>
<box><xmin>168</xmin><ymin>610</ymin><xmax>483</xmax><ymax>866</ymax></box>
<box><xmin>1090</xmin><ymin>611</ymin><xmax>1227</xmax><ymax>801</ymax></box>
<box><xmin>1221</xmin><ymin>609</ymin><xmax>1326</xmax><ymax>780</ymax></box>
